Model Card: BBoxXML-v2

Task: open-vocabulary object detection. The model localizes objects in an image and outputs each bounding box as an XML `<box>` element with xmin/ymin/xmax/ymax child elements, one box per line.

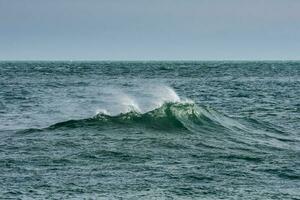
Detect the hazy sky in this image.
<box><xmin>0</xmin><ymin>0</ymin><xmax>299</xmax><ymax>60</ymax></box>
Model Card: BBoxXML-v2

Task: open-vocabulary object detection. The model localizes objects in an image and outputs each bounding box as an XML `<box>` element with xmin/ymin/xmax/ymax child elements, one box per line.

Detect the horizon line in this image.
<box><xmin>1</xmin><ymin>59</ymin><xmax>300</xmax><ymax>62</ymax></box>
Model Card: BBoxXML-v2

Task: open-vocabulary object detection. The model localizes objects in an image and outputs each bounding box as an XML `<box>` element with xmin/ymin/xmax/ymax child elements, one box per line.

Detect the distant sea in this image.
<box><xmin>0</xmin><ymin>61</ymin><xmax>299</xmax><ymax>199</ymax></box>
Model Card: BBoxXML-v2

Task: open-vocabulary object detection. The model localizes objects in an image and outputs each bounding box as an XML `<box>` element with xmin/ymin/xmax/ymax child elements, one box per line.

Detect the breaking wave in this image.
<box><xmin>42</xmin><ymin>101</ymin><xmax>294</xmax><ymax>150</ymax></box>
<box><xmin>18</xmin><ymin>86</ymin><xmax>295</xmax><ymax>150</ymax></box>
<box><xmin>48</xmin><ymin>102</ymin><xmax>246</xmax><ymax>133</ymax></box>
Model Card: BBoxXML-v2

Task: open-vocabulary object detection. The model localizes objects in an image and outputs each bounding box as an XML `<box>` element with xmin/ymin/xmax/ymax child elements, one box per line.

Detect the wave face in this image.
<box><xmin>47</xmin><ymin>102</ymin><xmax>239</xmax><ymax>132</ymax></box>
<box><xmin>41</xmin><ymin>101</ymin><xmax>296</xmax><ymax>152</ymax></box>
<box><xmin>48</xmin><ymin>102</ymin><xmax>208</xmax><ymax>130</ymax></box>
<box><xmin>1</xmin><ymin>61</ymin><xmax>300</xmax><ymax>199</ymax></box>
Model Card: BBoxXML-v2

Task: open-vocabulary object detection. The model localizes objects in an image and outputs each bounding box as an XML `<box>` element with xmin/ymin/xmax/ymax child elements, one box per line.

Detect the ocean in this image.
<box><xmin>0</xmin><ymin>61</ymin><xmax>299</xmax><ymax>199</ymax></box>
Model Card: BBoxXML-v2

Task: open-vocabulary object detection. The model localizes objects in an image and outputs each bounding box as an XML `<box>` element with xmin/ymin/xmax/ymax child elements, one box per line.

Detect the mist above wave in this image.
<box><xmin>95</xmin><ymin>85</ymin><xmax>190</xmax><ymax>115</ymax></box>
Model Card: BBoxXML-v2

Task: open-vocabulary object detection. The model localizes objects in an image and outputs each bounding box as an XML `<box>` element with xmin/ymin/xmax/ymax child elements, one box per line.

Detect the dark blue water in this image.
<box><xmin>0</xmin><ymin>61</ymin><xmax>299</xmax><ymax>199</ymax></box>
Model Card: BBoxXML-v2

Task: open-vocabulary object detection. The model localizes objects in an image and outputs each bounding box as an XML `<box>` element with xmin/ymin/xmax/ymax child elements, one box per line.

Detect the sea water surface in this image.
<box><xmin>0</xmin><ymin>61</ymin><xmax>299</xmax><ymax>199</ymax></box>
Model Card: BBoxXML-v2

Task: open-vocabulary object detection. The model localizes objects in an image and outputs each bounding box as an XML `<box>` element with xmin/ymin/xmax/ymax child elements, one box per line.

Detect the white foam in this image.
<box><xmin>95</xmin><ymin>108</ymin><xmax>110</xmax><ymax>115</ymax></box>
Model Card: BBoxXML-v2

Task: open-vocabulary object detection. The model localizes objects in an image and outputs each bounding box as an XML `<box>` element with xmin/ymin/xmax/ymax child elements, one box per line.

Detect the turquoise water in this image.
<box><xmin>0</xmin><ymin>61</ymin><xmax>299</xmax><ymax>199</ymax></box>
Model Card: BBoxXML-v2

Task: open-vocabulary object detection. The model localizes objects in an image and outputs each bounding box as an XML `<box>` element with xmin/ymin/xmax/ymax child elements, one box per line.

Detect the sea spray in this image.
<box><xmin>96</xmin><ymin>85</ymin><xmax>185</xmax><ymax>115</ymax></box>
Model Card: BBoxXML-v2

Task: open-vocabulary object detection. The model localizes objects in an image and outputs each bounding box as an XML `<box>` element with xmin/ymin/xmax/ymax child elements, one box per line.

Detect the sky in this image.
<box><xmin>0</xmin><ymin>0</ymin><xmax>300</xmax><ymax>60</ymax></box>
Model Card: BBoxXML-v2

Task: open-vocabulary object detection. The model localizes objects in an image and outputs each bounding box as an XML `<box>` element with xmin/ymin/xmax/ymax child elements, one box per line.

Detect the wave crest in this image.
<box><xmin>48</xmin><ymin>102</ymin><xmax>240</xmax><ymax>132</ymax></box>
<box><xmin>20</xmin><ymin>101</ymin><xmax>293</xmax><ymax>151</ymax></box>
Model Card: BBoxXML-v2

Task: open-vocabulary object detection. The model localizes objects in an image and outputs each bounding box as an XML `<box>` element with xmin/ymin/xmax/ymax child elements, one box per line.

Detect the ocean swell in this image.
<box><xmin>47</xmin><ymin>102</ymin><xmax>243</xmax><ymax>133</ymax></box>
<box><xmin>42</xmin><ymin>101</ymin><xmax>295</xmax><ymax>151</ymax></box>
